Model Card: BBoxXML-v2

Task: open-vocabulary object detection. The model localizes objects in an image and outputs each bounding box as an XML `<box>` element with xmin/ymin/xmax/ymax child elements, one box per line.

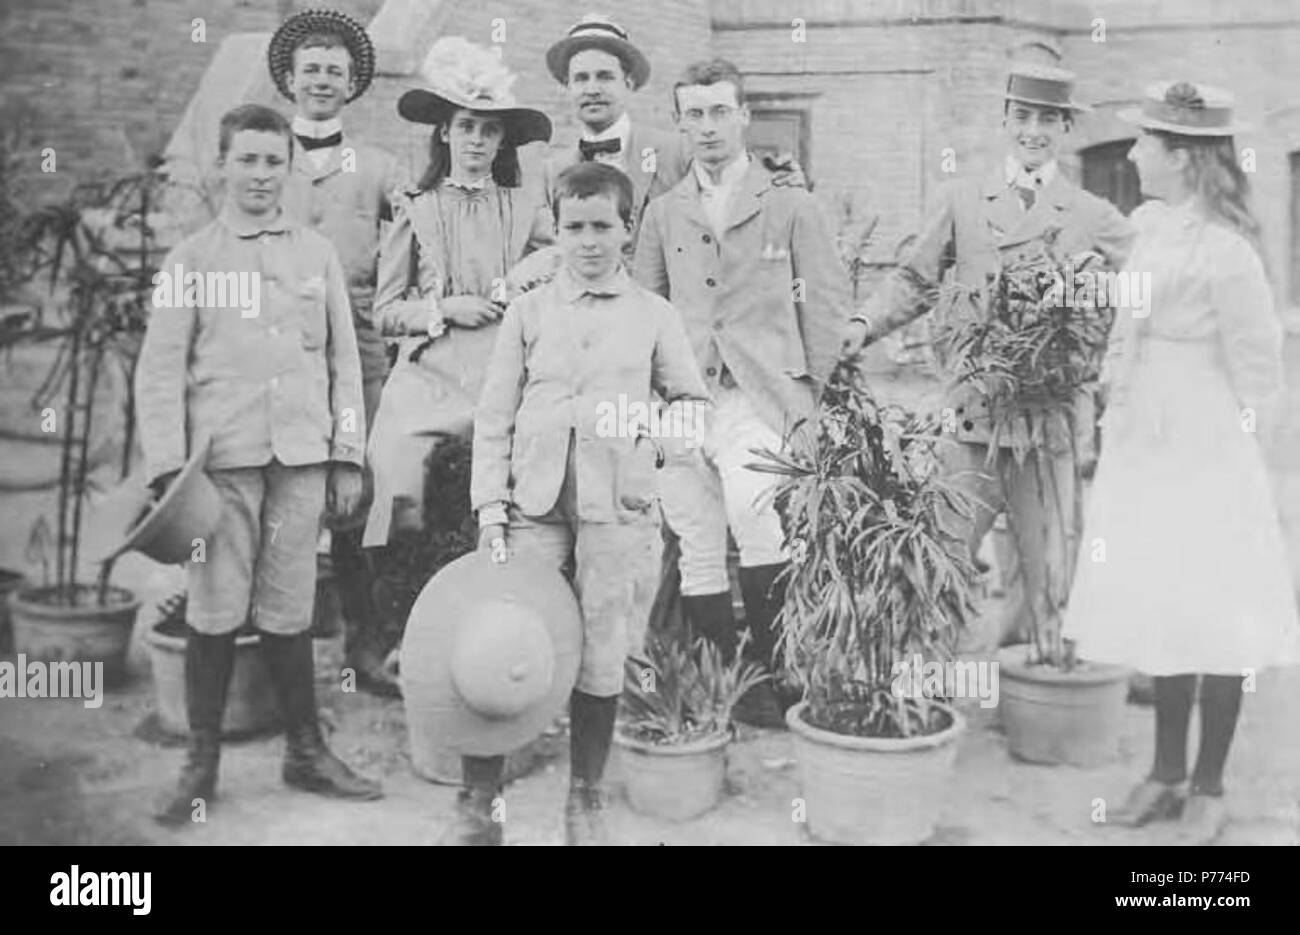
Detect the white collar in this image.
<box><xmin>581</xmin><ymin>112</ymin><xmax>630</xmax><ymax>146</ymax></box>
<box><xmin>292</xmin><ymin>116</ymin><xmax>343</xmax><ymax>140</ymax></box>
<box><xmin>1005</xmin><ymin>155</ymin><xmax>1057</xmax><ymax>189</ymax></box>
<box><xmin>694</xmin><ymin>151</ymin><xmax>750</xmax><ymax>192</ymax></box>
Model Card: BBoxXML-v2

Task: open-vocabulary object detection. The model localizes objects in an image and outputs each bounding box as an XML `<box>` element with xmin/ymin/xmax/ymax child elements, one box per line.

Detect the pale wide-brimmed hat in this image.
<box><xmin>1119</xmin><ymin>80</ymin><xmax>1251</xmax><ymax>137</ymax></box>
<box><xmin>108</xmin><ymin>436</ymin><xmax>220</xmax><ymax>566</ymax></box>
<box><xmin>546</xmin><ymin>14</ymin><xmax>651</xmax><ymax>90</ymax></box>
<box><xmin>400</xmin><ymin>551</ymin><xmax>582</xmax><ymax>757</ymax></box>
<box><xmin>267</xmin><ymin>8</ymin><xmax>376</xmax><ymax>104</ymax></box>
<box><xmin>398</xmin><ymin>37</ymin><xmax>552</xmax><ymax>147</ymax></box>
<box><xmin>1004</xmin><ymin>63</ymin><xmax>1091</xmax><ymax>113</ymax></box>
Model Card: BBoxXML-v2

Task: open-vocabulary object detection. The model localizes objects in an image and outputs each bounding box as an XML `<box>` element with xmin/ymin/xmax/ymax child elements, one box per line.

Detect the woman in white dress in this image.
<box><xmin>1063</xmin><ymin>81</ymin><xmax>1300</xmax><ymax>840</ymax></box>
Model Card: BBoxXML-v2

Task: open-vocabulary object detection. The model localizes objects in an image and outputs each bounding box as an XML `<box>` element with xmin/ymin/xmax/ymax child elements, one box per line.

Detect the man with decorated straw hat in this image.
<box><xmin>267</xmin><ymin>8</ymin><xmax>411</xmax><ymax>696</ymax></box>
<box><xmin>846</xmin><ymin>59</ymin><xmax>1136</xmax><ymax>651</ymax></box>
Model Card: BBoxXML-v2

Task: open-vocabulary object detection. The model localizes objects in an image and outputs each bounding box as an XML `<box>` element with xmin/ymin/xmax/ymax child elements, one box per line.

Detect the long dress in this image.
<box><xmin>1062</xmin><ymin>200</ymin><xmax>1300</xmax><ymax>675</ymax></box>
<box><xmin>362</xmin><ymin>178</ymin><xmax>552</xmax><ymax>547</ymax></box>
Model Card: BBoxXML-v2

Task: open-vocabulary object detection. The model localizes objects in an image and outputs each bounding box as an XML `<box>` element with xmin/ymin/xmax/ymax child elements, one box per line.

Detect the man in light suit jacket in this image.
<box><xmin>635</xmin><ymin>58</ymin><xmax>854</xmax><ymax>726</ymax></box>
<box><xmin>266</xmin><ymin>9</ymin><xmax>410</xmax><ymax>695</ymax></box>
<box><xmin>848</xmin><ymin>63</ymin><xmax>1135</xmax><ymax>650</ymax></box>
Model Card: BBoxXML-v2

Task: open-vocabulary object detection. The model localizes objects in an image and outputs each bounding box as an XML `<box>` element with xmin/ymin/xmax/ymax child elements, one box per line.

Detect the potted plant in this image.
<box><xmin>751</xmin><ymin>355</ymin><xmax>981</xmax><ymax>845</ymax></box>
<box><xmin>934</xmin><ymin>232</ymin><xmax>1131</xmax><ymax>767</ymax></box>
<box><xmin>3</xmin><ymin>163</ymin><xmax>168</xmax><ymax>684</ymax></box>
<box><xmin>614</xmin><ymin>631</ymin><xmax>768</xmax><ymax>821</ymax></box>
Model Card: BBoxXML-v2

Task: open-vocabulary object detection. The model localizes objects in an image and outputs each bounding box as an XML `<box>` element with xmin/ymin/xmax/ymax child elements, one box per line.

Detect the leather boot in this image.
<box><xmin>566</xmin><ymin>691</ymin><xmax>617</xmax><ymax>846</ymax></box>
<box><xmin>260</xmin><ymin>630</ymin><xmax>383</xmax><ymax>800</ymax></box>
<box><xmin>681</xmin><ymin>592</ymin><xmax>738</xmax><ymax>662</ymax></box>
<box><xmin>437</xmin><ymin>755</ymin><xmax>505</xmax><ymax>845</ymax></box>
<box><xmin>734</xmin><ymin>563</ymin><xmax>791</xmax><ymax>729</ymax></box>
<box><xmin>154</xmin><ymin>627</ymin><xmax>236</xmax><ymax>827</ymax></box>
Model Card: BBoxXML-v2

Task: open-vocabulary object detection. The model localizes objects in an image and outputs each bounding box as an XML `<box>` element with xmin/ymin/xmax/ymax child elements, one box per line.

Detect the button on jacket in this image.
<box><xmin>634</xmin><ymin>157</ymin><xmax>853</xmax><ymax>438</ymax></box>
<box><xmin>134</xmin><ymin>210</ymin><xmax>366</xmax><ymax>483</ymax></box>
<box><xmin>472</xmin><ymin>267</ymin><xmax>710</xmax><ymax>526</ymax></box>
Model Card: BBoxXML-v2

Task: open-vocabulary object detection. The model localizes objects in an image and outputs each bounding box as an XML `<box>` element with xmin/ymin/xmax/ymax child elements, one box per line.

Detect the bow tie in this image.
<box><xmin>579</xmin><ymin>137</ymin><xmax>622</xmax><ymax>161</ymax></box>
<box><xmin>296</xmin><ymin>132</ymin><xmax>343</xmax><ymax>151</ymax></box>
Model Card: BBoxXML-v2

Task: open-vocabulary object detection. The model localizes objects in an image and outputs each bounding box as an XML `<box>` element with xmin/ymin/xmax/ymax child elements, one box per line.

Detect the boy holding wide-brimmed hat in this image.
<box><xmin>139</xmin><ymin>103</ymin><xmax>383</xmax><ymax>827</ymax></box>
<box><xmin>267</xmin><ymin>8</ymin><xmax>411</xmax><ymax>696</ymax></box>
<box><xmin>847</xmin><ymin>62</ymin><xmax>1135</xmax><ymax>653</ymax></box>
<box><xmin>460</xmin><ymin>161</ymin><xmax>710</xmax><ymax>845</ymax></box>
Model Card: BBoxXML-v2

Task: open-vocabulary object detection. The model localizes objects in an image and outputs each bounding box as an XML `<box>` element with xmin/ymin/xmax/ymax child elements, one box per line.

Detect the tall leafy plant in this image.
<box><xmin>750</xmin><ymin>356</ymin><xmax>981</xmax><ymax>738</ymax></box>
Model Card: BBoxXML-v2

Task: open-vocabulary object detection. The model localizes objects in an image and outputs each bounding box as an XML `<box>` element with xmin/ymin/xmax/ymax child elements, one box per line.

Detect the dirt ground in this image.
<box><xmin>2</xmin><ymin>354</ymin><xmax>1298</xmax><ymax>846</ymax></box>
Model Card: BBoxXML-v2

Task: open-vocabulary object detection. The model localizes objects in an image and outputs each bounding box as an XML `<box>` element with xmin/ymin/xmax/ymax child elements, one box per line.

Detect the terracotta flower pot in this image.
<box><xmin>614</xmin><ymin>726</ymin><xmax>730</xmax><ymax>821</ymax></box>
<box><xmin>786</xmin><ymin>700</ymin><xmax>964</xmax><ymax>845</ymax></box>
<box><xmin>145</xmin><ymin>620</ymin><xmax>281</xmax><ymax>738</ymax></box>
<box><xmin>0</xmin><ymin>568</ymin><xmax>27</xmax><ymax>653</ymax></box>
<box><xmin>996</xmin><ymin>644</ymin><xmax>1131</xmax><ymax>767</ymax></box>
<box><xmin>8</xmin><ymin>585</ymin><xmax>140</xmax><ymax>686</ymax></box>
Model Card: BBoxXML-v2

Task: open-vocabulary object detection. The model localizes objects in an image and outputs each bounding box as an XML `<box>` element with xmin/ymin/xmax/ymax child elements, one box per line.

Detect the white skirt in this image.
<box><xmin>1063</xmin><ymin>339</ymin><xmax>1300</xmax><ymax>675</ymax></box>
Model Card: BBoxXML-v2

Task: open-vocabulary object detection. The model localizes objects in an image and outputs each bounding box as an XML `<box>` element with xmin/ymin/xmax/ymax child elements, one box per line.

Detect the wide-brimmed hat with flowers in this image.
<box><xmin>267</xmin><ymin>8</ymin><xmax>376</xmax><ymax>103</ymax></box>
<box><xmin>546</xmin><ymin>14</ymin><xmax>651</xmax><ymax>90</ymax></box>
<box><xmin>397</xmin><ymin>37</ymin><xmax>552</xmax><ymax>147</ymax></box>
<box><xmin>1119</xmin><ymin>81</ymin><xmax>1251</xmax><ymax>137</ymax></box>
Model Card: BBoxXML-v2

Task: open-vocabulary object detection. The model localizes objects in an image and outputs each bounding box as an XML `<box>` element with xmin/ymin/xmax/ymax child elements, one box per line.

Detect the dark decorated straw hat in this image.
<box><xmin>1119</xmin><ymin>81</ymin><xmax>1251</xmax><ymax>137</ymax></box>
<box><xmin>400</xmin><ymin>551</ymin><xmax>582</xmax><ymax>757</ymax></box>
<box><xmin>268</xmin><ymin>8</ymin><xmax>376</xmax><ymax>103</ymax></box>
<box><xmin>1005</xmin><ymin>63</ymin><xmax>1090</xmax><ymax>113</ymax></box>
<box><xmin>398</xmin><ymin>37</ymin><xmax>552</xmax><ymax>147</ymax></box>
<box><xmin>546</xmin><ymin>13</ymin><xmax>651</xmax><ymax>90</ymax></box>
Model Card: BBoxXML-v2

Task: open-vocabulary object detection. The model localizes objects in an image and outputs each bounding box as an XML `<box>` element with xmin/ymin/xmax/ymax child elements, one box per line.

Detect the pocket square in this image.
<box><xmin>761</xmin><ymin>244</ymin><xmax>790</xmax><ymax>261</ymax></box>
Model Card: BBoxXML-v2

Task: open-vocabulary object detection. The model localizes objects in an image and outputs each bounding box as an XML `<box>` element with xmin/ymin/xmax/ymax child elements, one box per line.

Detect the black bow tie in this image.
<box><xmin>579</xmin><ymin>137</ymin><xmax>622</xmax><ymax>160</ymax></box>
<box><xmin>296</xmin><ymin>131</ymin><xmax>343</xmax><ymax>151</ymax></box>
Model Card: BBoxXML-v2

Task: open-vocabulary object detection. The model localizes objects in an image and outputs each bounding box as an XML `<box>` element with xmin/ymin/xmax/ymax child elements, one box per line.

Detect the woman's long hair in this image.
<box><xmin>415</xmin><ymin>111</ymin><xmax>522</xmax><ymax>192</ymax></box>
<box><xmin>1152</xmin><ymin>129</ymin><xmax>1265</xmax><ymax>265</ymax></box>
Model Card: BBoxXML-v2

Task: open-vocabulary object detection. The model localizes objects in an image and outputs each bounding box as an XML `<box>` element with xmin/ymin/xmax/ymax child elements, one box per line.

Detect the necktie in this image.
<box><xmin>1016</xmin><ymin>184</ymin><xmax>1037</xmax><ymax>212</ymax></box>
<box><xmin>579</xmin><ymin>137</ymin><xmax>621</xmax><ymax>161</ymax></box>
<box><xmin>296</xmin><ymin>131</ymin><xmax>343</xmax><ymax>151</ymax></box>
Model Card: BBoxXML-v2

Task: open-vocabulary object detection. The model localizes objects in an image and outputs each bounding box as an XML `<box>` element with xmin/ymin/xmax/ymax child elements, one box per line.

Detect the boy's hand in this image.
<box><xmin>478</xmin><ymin>524</ymin><xmax>508</xmax><ymax>564</ymax></box>
<box><xmin>327</xmin><ymin>464</ymin><xmax>364</xmax><ymax>523</ymax></box>
<box><xmin>148</xmin><ymin>470</ymin><xmax>180</xmax><ymax>500</ymax></box>
<box><xmin>442</xmin><ymin>296</ymin><xmax>502</xmax><ymax>329</ymax></box>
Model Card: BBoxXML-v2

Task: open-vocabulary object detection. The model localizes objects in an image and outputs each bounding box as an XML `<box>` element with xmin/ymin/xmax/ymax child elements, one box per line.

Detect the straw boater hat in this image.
<box><xmin>398</xmin><ymin>37</ymin><xmax>552</xmax><ymax>147</ymax></box>
<box><xmin>108</xmin><ymin>436</ymin><xmax>221</xmax><ymax>566</ymax></box>
<box><xmin>267</xmin><ymin>8</ymin><xmax>376</xmax><ymax>103</ymax></box>
<box><xmin>1119</xmin><ymin>81</ymin><xmax>1251</xmax><ymax>137</ymax></box>
<box><xmin>400</xmin><ymin>551</ymin><xmax>582</xmax><ymax>757</ymax></box>
<box><xmin>546</xmin><ymin>14</ymin><xmax>651</xmax><ymax>90</ymax></box>
<box><xmin>1004</xmin><ymin>62</ymin><xmax>1090</xmax><ymax>113</ymax></box>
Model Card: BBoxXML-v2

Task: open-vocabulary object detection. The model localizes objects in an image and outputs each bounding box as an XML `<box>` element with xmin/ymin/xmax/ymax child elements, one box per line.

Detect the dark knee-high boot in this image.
<box><xmin>154</xmin><ymin>626</ymin><xmax>236</xmax><ymax>827</ymax></box>
<box><xmin>734</xmin><ymin>563</ymin><xmax>791</xmax><ymax>729</ymax></box>
<box><xmin>566</xmin><ymin>690</ymin><xmax>617</xmax><ymax>846</ymax></box>
<box><xmin>438</xmin><ymin>754</ymin><xmax>505</xmax><ymax>846</ymax></box>
<box><xmin>681</xmin><ymin>592</ymin><xmax>737</xmax><ymax>662</ymax></box>
<box><xmin>259</xmin><ymin>630</ymin><xmax>383</xmax><ymax>800</ymax></box>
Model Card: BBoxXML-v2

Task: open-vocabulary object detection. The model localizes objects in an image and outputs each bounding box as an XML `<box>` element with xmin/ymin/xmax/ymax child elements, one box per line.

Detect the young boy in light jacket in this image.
<box><xmin>459</xmin><ymin>162</ymin><xmax>710</xmax><ymax>846</ymax></box>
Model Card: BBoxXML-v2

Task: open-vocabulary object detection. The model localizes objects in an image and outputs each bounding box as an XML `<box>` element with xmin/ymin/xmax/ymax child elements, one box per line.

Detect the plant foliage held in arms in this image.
<box><xmin>932</xmin><ymin>229</ymin><xmax>1114</xmax><ymax>669</ymax></box>
<box><xmin>749</xmin><ymin>354</ymin><xmax>981</xmax><ymax>739</ymax></box>
<box><xmin>620</xmin><ymin>631</ymin><xmax>768</xmax><ymax>746</ymax></box>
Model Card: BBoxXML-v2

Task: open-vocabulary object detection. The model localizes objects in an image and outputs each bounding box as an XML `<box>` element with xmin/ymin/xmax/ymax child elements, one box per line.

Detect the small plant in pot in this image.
<box><xmin>933</xmin><ymin>232</ymin><xmax>1131</xmax><ymax>767</ymax></box>
<box><xmin>750</xmin><ymin>355</ymin><xmax>981</xmax><ymax>845</ymax></box>
<box><xmin>3</xmin><ymin>166</ymin><xmax>168</xmax><ymax>684</ymax></box>
<box><xmin>615</xmin><ymin>631</ymin><xmax>768</xmax><ymax>822</ymax></box>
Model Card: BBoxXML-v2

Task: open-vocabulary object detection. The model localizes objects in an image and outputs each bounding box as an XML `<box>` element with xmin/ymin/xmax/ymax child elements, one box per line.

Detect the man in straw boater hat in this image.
<box><xmin>267</xmin><ymin>8</ymin><xmax>410</xmax><ymax>696</ymax></box>
<box><xmin>845</xmin><ymin>61</ymin><xmax>1136</xmax><ymax>651</ymax></box>
<box><xmin>542</xmin><ymin>13</ymin><xmax>805</xmax><ymax>257</ymax></box>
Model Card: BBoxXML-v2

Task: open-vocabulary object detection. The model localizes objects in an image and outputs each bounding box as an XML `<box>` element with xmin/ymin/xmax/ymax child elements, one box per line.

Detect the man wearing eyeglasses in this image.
<box><xmin>634</xmin><ymin>58</ymin><xmax>854</xmax><ymax>727</ymax></box>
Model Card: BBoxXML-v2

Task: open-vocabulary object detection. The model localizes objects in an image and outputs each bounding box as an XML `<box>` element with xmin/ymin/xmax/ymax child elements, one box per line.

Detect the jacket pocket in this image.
<box><xmin>615</xmin><ymin>435</ymin><xmax>660</xmax><ymax>512</ymax></box>
<box><xmin>295</xmin><ymin>276</ymin><xmax>329</xmax><ymax>350</ymax></box>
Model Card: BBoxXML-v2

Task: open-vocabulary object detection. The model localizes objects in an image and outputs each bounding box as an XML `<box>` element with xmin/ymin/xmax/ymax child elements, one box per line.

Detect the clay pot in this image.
<box><xmin>997</xmin><ymin>644</ymin><xmax>1131</xmax><ymax>767</ymax></box>
<box><xmin>0</xmin><ymin>568</ymin><xmax>27</xmax><ymax>653</ymax></box>
<box><xmin>786</xmin><ymin>700</ymin><xmax>964</xmax><ymax>845</ymax></box>
<box><xmin>8</xmin><ymin>584</ymin><xmax>140</xmax><ymax>686</ymax></box>
<box><xmin>614</xmin><ymin>727</ymin><xmax>730</xmax><ymax>821</ymax></box>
